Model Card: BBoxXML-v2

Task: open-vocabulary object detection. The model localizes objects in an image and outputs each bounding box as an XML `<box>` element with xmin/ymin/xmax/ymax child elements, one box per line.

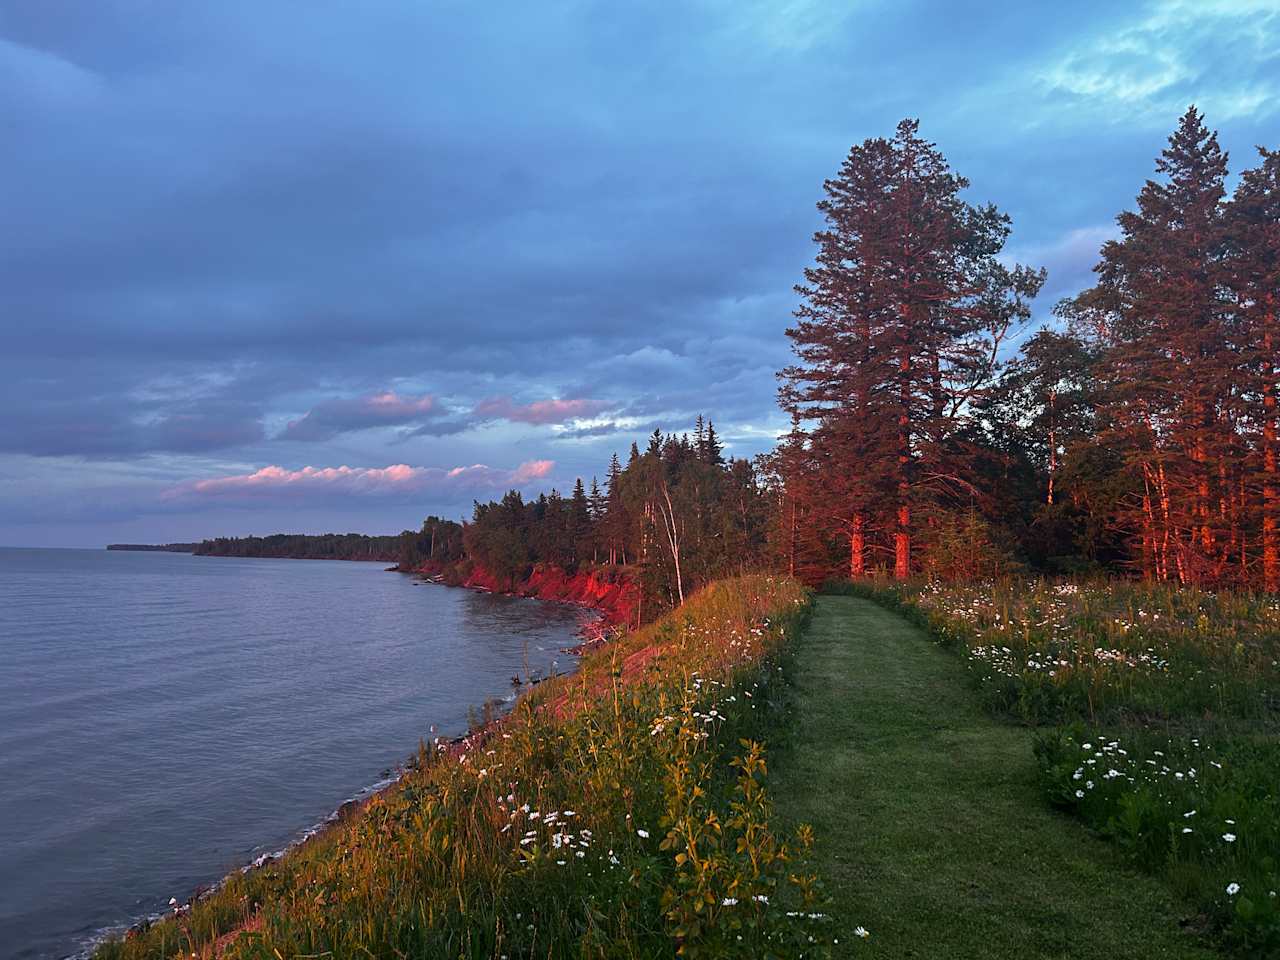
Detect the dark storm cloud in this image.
<box><xmin>1</xmin><ymin>0</ymin><xmax>1277</xmax><ymax>543</ymax></box>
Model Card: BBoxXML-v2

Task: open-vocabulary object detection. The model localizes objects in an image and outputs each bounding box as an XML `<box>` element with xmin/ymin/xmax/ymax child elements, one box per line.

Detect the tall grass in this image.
<box><xmin>95</xmin><ymin>575</ymin><xmax>836</xmax><ymax>959</ymax></box>
<box><xmin>839</xmin><ymin>576</ymin><xmax>1280</xmax><ymax>953</ymax></box>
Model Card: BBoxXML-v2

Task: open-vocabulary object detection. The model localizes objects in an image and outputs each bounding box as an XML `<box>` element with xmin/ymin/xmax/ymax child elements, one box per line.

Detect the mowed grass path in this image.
<box><xmin>773</xmin><ymin>595</ymin><xmax>1217</xmax><ymax>959</ymax></box>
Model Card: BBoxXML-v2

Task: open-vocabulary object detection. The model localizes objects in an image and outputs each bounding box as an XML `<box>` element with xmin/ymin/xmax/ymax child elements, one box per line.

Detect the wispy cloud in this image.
<box><xmin>165</xmin><ymin>459</ymin><xmax>555</xmax><ymax>501</ymax></box>
<box><xmin>1036</xmin><ymin>0</ymin><xmax>1280</xmax><ymax>124</ymax></box>
<box><xmin>281</xmin><ymin>391</ymin><xmax>444</xmax><ymax>442</ymax></box>
<box><xmin>472</xmin><ymin>396</ymin><xmax>610</xmax><ymax>426</ymax></box>
<box><xmin>1003</xmin><ymin>224</ymin><xmax>1119</xmax><ymax>295</ymax></box>
<box><xmin>0</xmin><ymin>37</ymin><xmax>102</xmax><ymax>108</ymax></box>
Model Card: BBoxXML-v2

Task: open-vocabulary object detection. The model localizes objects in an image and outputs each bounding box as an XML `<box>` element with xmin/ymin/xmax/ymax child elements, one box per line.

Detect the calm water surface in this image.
<box><xmin>0</xmin><ymin>548</ymin><xmax>587</xmax><ymax>959</ymax></box>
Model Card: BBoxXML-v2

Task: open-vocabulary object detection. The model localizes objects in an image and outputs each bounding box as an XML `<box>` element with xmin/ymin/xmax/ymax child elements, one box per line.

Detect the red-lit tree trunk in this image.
<box><xmin>1264</xmin><ymin>320</ymin><xmax>1278</xmax><ymax>592</ymax></box>
<box><xmin>895</xmin><ymin>344</ymin><xmax>912</xmax><ymax>580</ymax></box>
<box><xmin>849</xmin><ymin>513</ymin><xmax>865</xmax><ymax>578</ymax></box>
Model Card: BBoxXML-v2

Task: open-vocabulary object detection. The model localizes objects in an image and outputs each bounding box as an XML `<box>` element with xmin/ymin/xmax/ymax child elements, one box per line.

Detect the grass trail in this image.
<box><xmin>773</xmin><ymin>595</ymin><xmax>1217</xmax><ymax>959</ymax></box>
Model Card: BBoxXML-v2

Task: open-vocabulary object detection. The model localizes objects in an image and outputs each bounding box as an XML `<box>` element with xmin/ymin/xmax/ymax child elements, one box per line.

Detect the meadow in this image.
<box><xmin>95</xmin><ymin>575</ymin><xmax>838</xmax><ymax>960</ymax></box>
<box><xmin>842</xmin><ymin>578</ymin><xmax>1280</xmax><ymax>954</ymax></box>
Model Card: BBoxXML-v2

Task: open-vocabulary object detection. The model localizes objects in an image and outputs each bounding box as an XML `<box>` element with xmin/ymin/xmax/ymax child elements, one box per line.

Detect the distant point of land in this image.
<box><xmin>105</xmin><ymin>543</ymin><xmax>199</xmax><ymax>552</ymax></box>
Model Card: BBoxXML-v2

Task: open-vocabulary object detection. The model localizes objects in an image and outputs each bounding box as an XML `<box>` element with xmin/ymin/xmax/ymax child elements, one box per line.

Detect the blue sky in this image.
<box><xmin>2</xmin><ymin>0</ymin><xmax>1278</xmax><ymax>547</ymax></box>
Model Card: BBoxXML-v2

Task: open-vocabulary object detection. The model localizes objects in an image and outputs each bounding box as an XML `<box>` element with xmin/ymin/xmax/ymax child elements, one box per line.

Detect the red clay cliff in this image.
<box><xmin>402</xmin><ymin>558</ymin><xmax>640</xmax><ymax>635</ymax></box>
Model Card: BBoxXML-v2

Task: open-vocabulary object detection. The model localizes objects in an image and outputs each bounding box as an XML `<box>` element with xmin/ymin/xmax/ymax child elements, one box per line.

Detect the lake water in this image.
<box><xmin>0</xmin><ymin>548</ymin><xmax>588</xmax><ymax>959</ymax></box>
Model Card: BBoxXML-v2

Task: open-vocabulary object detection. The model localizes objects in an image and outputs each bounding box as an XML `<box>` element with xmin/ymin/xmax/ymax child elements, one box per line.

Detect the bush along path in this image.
<box><xmin>771</xmin><ymin>594</ymin><xmax>1218</xmax><ymax>959</ymax></box>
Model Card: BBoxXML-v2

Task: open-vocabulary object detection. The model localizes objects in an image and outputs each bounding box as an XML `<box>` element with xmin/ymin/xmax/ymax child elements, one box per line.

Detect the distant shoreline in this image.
<box><xmin>107</xmin><ymin>533</ymin><xmax>402</xmax><ymax>562</ymax></box>
<box><xmin>105</xmin><ymin>543</ymin><xmax>199</xmax><ymax>553</ymax></box>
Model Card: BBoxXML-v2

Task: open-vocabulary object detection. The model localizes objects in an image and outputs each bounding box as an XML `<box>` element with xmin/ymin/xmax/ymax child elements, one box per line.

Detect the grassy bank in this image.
<box><xmin>771</xmin><ymin>594</ymin><xmax>1215</xmax><ymax>959</ymax></box>
<box><xmin>96</xmin><ymin>575</ymin><xmax>834</xmax><ymax>959</ymax></box>
<box><xmin>835</xmin><ymin>579</ymin><xmax>1280</xmax><ymax>954</ymax></box>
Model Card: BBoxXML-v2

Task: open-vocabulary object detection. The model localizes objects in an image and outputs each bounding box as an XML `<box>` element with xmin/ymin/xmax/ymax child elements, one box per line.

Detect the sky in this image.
<box><xmin>2</xmin><ymin>0</ymin><xmax>1278</xmax><ymax>547</ymax></box>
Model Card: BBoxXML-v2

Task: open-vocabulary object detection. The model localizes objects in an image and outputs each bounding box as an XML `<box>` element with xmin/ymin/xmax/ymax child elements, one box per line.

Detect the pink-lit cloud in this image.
<box><xmin>281</xmin><ymin>391</ymin><xmax>445</xmax><ymax>441</ymax></box>
<box><xmin>165</xmin><ymin>459</ymin><xmax>555</xmax><ymax>501</ymax></box>
<box><xmin>472</xmin><ymin>396</ymin><xmax>609</xmax><ymax>425</ymax></box>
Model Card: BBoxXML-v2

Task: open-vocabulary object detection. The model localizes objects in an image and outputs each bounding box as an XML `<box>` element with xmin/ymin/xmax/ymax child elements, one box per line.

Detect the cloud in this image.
<box><xmin>552</xmin><ymin>421</ymin><xmax>634</xmax><ymax>440</ymax></box>
<box><xmin>472</xmin><ymin>396</ymin><xmax>610</xmax><ymax>426</ymax></box>
<box><xmin>1035</xmin><ymin>0</ymin><xmax>1280</xmax><ymax>124</ymax></box>
<box><xmin>1</xmin><ymin>1</ymin><xmax>1277</xmax><ymax>543</ymax></box>
<box><xmin>166</xmin><ymin>459</ymin><xmax>556</xmax><ymax>501</ymax></box>
<box><xmin>1003</xmin><ymin>224</ymin><xmax>1118</xmax><ymax>296</ymax></box>
<box><xmin>281</xmin><ymin>391</ymin><xmax>444</xmax><ymax>441</ymax></box>
<box><xmin>0</xmin><ymin>396</ymin><xmax>265</xmax><ymax>458</ymax></box>
<box><xmin>0</xmin><ymin>37</ymin><xmax>102</xmax><ymax>108</ymax></box>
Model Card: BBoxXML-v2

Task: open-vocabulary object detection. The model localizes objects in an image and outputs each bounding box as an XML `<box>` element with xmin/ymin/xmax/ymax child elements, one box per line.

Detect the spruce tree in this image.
<box><xmin>1226</xmin><ymin>146</ymin><xmax>1280</xmax><ymax>592</ymax></box>
<box><xmin>1064</xmin><ymin>107</ymin><xmax>1232</xmax><ymax>583</ymax></box>
<box><xmin>782</xmin><ymin>119</ymin><xmax>1042</xmax><ymax>579</ymax></box>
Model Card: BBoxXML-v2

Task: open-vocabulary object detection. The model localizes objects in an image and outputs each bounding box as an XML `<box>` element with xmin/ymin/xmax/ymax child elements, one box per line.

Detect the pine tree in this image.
<box><xmin>1226</xmin><ymin>146</ymin><xmax>1280</xmax><ymax>592</ymax></box>
<box><xmin>988</xmin><ymin>328</ymin><xmax>1098</xmax><ymax>508</ymax></box>
<box><xmin>604</xmin><ymin>453</ymin><xmax>626</xmax><ymax>564</ymax></box>
<box><xmin>704</xmin><ymin>420</ymin><xmax>724</xmax><ymax>465</ymax></box>
<box><xmin>782</xmin><ymin>119</ymin><xmax>1042</xmax><ymax>580</ymax></box>
<box><xmin>570</xmin><ymin>478</ymin><xmax>591</xmax><ymax>568</ymax></box>
<box><xmin>646</xmin><ymin>429</ymin><xmax>663</xmax><ymax>457</ymax></box>
<box><xmin>1064</xmin><ymin>107</ymin><xmax>1233</xmax><ymax>584</ymax></box>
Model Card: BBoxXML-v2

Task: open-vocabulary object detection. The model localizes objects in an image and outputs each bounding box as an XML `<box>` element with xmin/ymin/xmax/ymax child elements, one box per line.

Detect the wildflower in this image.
<box><xmin>722</xmin><ymin>897</ymin><xmax>738</xmax><ymax>906</ymax></box>
<box><xmin>854</xmin><ymin>926</ymin><xmax>871</xmax><ymax>938</ymax></box>
<box><xmin>636</xmin><ymin>829</ymin><xmax>650</xmax><ymax>839</ymax></box>
<box><xmin>1227</xmin><ymin>882</ymin><xmax>1241</xmax><ymax>896</ymax></box>
<box><xmin>1223</xmin><ymin>833</ymin><xmax>1236</xmax><ymax>843</ymax></box>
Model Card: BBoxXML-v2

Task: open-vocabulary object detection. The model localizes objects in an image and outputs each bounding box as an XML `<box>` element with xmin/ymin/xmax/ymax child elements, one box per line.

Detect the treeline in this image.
<box><xmin>204</xmin><ymin>108</ymin><xmax>1278</xmax><ymax>598</ymax></box>
<box><xmin>396</xmin><ymin>417</ymin><xmax>771</xmax><ymax>609</ymax></box>
<box><xmin>194</xmin><ymin>533</ymin><xmax>405</xmax><ymax>561</ymax></box>
<box><xmin>106</xmin><ymin>542</ymin><xmax>199</xmax><ymax>553</ymax></box>
<box><xmin>778</xmin><ymin>108</ymin><xmax>1279</xmax><ymax>592</ymax></box>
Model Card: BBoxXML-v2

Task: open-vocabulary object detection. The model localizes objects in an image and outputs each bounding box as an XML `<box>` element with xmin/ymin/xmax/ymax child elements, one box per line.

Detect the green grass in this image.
<box><xmin>841</xmin><ymin>578</ymin><xmax>1280</xmax><ymax>727</ymax></box>
<box><xmin>771</xmin><ymin>594</ymin><xmax>1218</xmax><ymax>959</ymax></box>
<box><xmin>832</xmin><ymin>578</ymin><xmax>1280</xmax><ymax>952</ymax></box>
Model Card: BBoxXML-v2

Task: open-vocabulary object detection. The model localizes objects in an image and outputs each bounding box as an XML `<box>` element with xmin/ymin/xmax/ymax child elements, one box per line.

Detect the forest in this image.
<box><xmin>398</xmin><ymin>107</ymin><xmax>1277</xmax><ymax>611</ymax></box>
<box><xmin>395</xmin><ymin>417</ymin><xmax>770</xmax><ymax>607</ymax></box>
<box><xmin>193</xmin><ymin>533</ymin><xmax>404</xmax><ymax>561</ymax></box>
